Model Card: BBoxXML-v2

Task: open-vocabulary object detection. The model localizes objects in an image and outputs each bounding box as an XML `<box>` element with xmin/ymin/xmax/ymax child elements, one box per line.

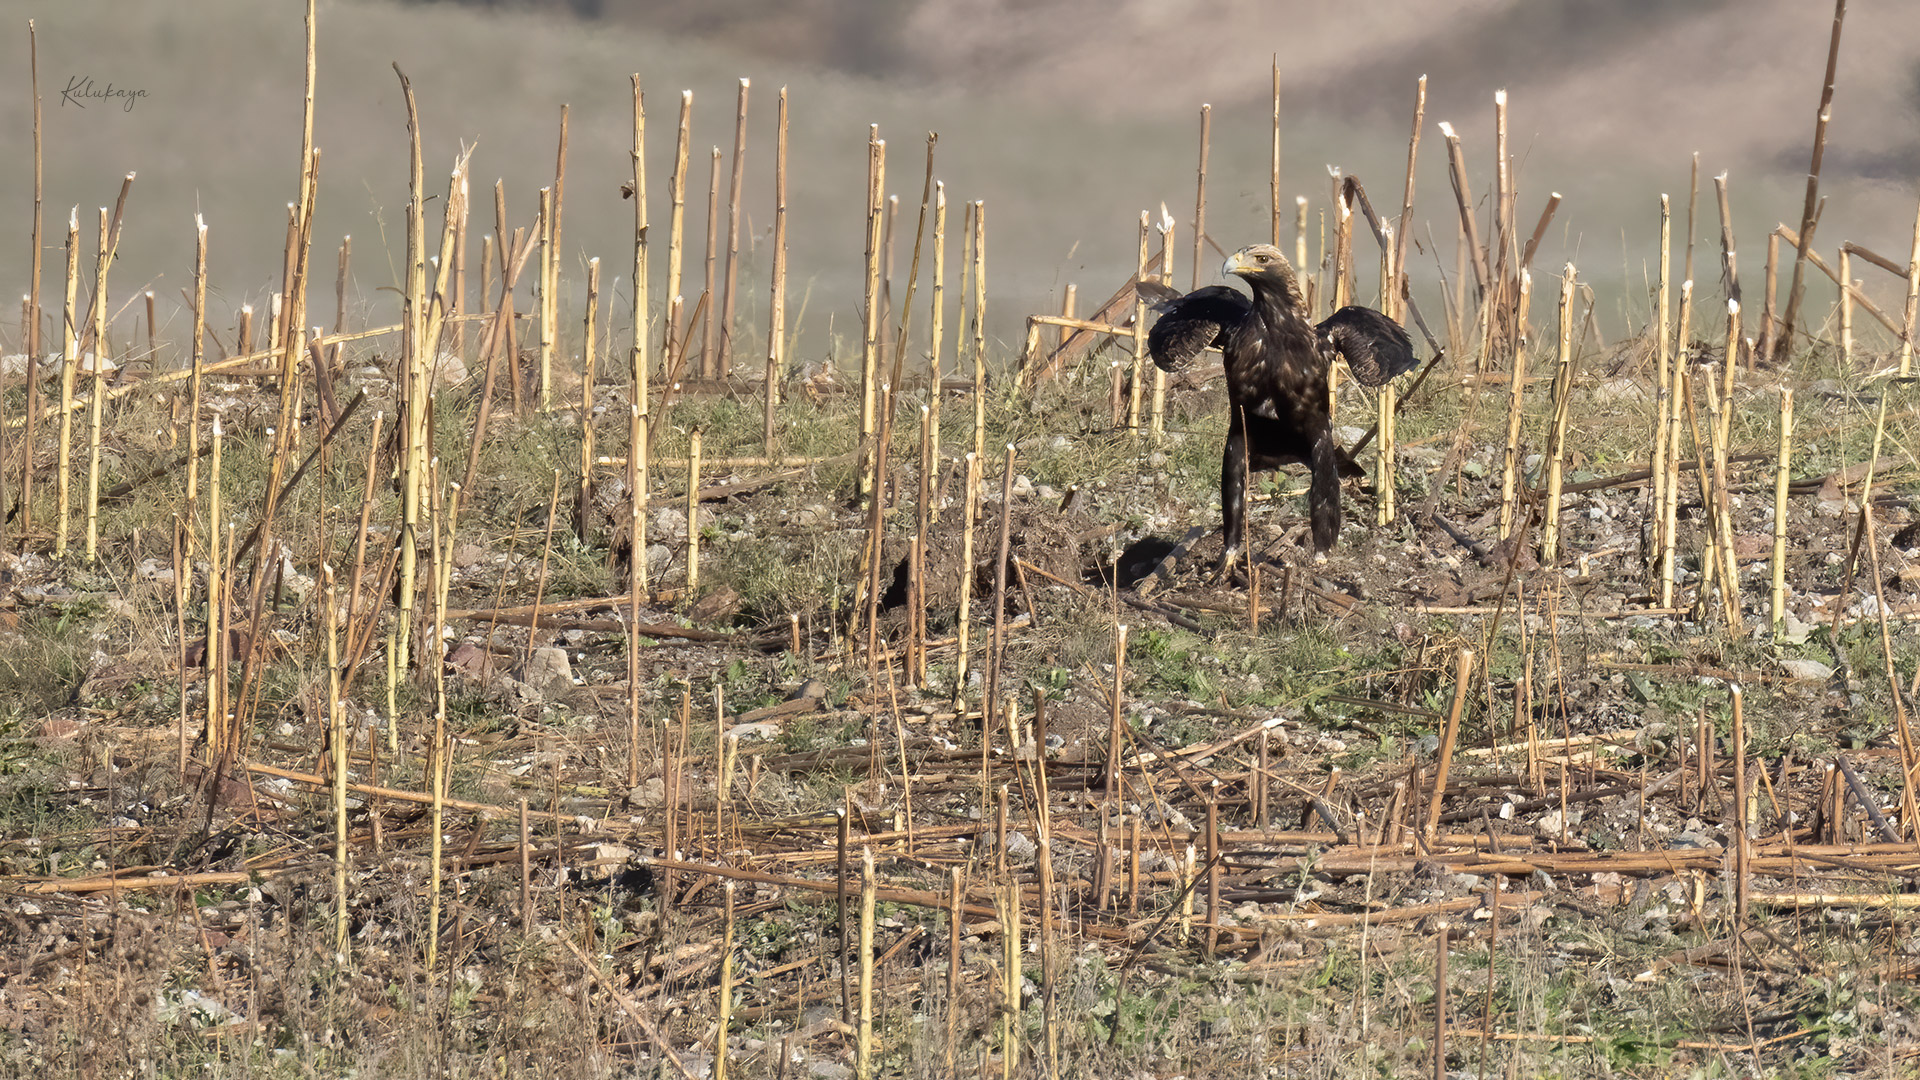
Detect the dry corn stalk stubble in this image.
<box><xmin>9</xmin><ymin>15</ymin><xmax>1920</xmax><ymax>1079</ymax></box>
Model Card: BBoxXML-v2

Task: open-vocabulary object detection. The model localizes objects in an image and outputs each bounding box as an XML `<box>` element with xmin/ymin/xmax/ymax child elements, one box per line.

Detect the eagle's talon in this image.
<box><xmin>1208</xmin><ymin>549</ymin><xmax>1241</xmax><ymax>586</ymax></box>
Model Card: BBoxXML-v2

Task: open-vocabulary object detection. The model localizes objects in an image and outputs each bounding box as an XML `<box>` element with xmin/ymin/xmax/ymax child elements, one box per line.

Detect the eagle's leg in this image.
<box><xmin>1308</xmin><ymin>426</ymin><xmax>1342</xmax><ymax>556</ymax></box>
<box><xmin>1218</xmin><ymin>411</ymin><xmax>1250</xmax><ymax>575</ymax></box>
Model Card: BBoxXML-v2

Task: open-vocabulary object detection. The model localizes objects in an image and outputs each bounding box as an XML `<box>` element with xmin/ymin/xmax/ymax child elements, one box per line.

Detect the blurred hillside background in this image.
<box><xmin>2</xmin><ymin>0</ymin><xmax>1917</xmax><ymax>368</ymax></box>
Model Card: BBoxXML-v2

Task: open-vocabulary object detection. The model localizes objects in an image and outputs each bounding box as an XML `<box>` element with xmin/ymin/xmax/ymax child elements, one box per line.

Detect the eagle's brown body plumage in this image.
<box><xmin>1143</xmin><ymin>244</ymin><xmax>1416</xmax><ymax>562</ymax></box>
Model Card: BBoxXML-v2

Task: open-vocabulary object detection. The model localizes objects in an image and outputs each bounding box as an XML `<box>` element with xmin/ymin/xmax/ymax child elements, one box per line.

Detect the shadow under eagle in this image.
<box><xmin>1140</xmin><ymin>244</ymin><xmax>1418</xmax><ymax>565</ymax></box>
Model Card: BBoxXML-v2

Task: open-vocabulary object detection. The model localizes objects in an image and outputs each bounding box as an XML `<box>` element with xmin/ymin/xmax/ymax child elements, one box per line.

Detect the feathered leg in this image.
<box><xmin>1308</xmin><ymin>427</ymin><xmax>1341</xmax><ymax>555</ymax></box>
<box><xmin>1219</xmin><ymin>411</ymin><xmax>1249</xmax><ymax>570</ymax></box>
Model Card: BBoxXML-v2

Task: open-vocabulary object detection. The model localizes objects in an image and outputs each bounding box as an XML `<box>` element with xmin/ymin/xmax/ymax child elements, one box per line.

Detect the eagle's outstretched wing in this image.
<box><xmin>1317</xmin><ymin>305</ymin><xmax>1416</xmax><ymax>387</ymax></box>
<box><xmin>1143</xmin><ymin>283</ymin><xmax>1251</xmax><ymax>373</ymax></box>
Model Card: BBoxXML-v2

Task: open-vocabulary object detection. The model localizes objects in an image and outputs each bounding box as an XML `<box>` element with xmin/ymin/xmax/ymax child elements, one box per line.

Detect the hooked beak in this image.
<box><xmin>1221</xmin><ymin>250</ymin><xmax>1250</xmax><ymax>278</ymax></box>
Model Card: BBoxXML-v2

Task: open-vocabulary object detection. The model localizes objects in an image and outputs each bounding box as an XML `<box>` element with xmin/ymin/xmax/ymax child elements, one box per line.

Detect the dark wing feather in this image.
<box><xmin>1145</xmin><ymin>285</ymin><xmax>1251</xmax><ymax>373</ymax></box>
<box><xmin>1134</xmin><ymin>279</ymin><xmax>1183</xmax><ymax>306</ymax></box>
<box><xmin>1317</xmin><ymin>305</ymin><xmax>1417</xmax><ymax>386</ymax></box>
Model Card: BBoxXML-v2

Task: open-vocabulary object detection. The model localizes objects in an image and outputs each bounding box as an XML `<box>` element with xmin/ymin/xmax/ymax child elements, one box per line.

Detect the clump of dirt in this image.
<box><xmin>879</xmin><ymin>495</ymin><xmax>1111</xmax><ymax>630</ymax></box>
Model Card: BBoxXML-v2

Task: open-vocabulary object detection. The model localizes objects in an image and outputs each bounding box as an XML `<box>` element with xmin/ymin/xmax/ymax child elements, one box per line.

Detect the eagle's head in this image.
<box><xmin>1222</xmin><ymin>244</ymin><xmax>1303</xmax><ymax>306</ymax></box>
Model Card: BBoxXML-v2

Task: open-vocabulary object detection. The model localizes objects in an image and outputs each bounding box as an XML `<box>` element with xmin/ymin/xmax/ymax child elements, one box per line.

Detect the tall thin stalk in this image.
<box><xmin>1901</xmin><ymin>196</ymin><xmax>1920</xmax><ymax>376</ymax></box>
<box><xmin>1498</xmin><ymin>270</ymin><xmax>1530</xmax><ymax>540</ymax></box>
<box><xmin>718</xmin><ymin>79</ymin><xmax>748</xmax><ymax>379</ymax></box>
<box><xmin>576</xmin><ymin>258</ymin><xmax>600</xmax><ymax>544</ymax></box>
<box><xmin>665</xmin><ymin>91</ymin><xmax>691</xmax><ymax>363</ymax></box>
<box><xmin>548</xmin><ymin>104</ymin><xmax>568</xmax><ymax>412</ymax></box>
<box><xmin>954</xmin><ymin>452</ymin><xmax>979</xmax><ymax>711</ymax></box>
<box><xmin>19</xmin><ymin>20</ymin><xmax>43</xmax><ymax>536</ymax></box>
<box><xmin>928</xmin><ymin>182</ymin><xmax>946</xmax><ymax>481</ymax></box>
<box><xmin>84</xmin><ymin>208</ymin><xmax>113</xmax><ymax>560</ymax></box>
<box><xmin>1438</xmin><ymin>121</ymin><xmax>1490</xmax><ymax>303</ymax></box>
<box><xmin>685</xmin><ymin>430</ymin><xmax>701</xmax><ymax>592</ymax></box>
<box><xmin>1270</xmin><ymin>59</ymin><xmax>1282</xmax><ymax>247</ymax></box>
<box><xmin>326</xmin><ymin>565</ymin><xmax>347</xmax><ymax>957</ymax></box>
<box><xmin>856</xmin><ymin>850</ymin><xmax>876</xmax><ymax>1080</ymax></box>
<box><xmin>1394</xmin><ymin>75</ymin><xmax>1426</xmax><ymax>306</ymax></box>
<box><xmin>54</xmin><ymin>207</ymin><xmax>76</xmax><ymax>557</ymax></box>
<box><xmin>205</xmin><ymin>419</ymin><xmax>225</xmax><ymax>753</ymax></box>
<box><xmin>630</xmin><ymin>76</ymin><xmax>649</xmax><ymax>411</ymax></box>
<box><xmin>1661</xmin><ymin>279</ymin><xmax>1694</xmax><ymax>609</ymax></box>
<box><xmin>1192</xmin><ymin>104</ymin><xmax>1210</xmax><ymax>291</ymax></box>
<box><xmin>393</xmin><ymin>64</ymin><xmax>427</xmax><ymax>670</ymax></box>
<box><xmin>1776</xmin><ymin>0</ymin><xmax>1848</xmax><ymax>362</ymax></box>
<box><xmin>1714</xmin><ymin>171</ymin><xmax>1741</xmax><ymax>331</ymax></box>
<box><xmin>764</xmin><ymin>86</ymin><xmax>787</xmax><ymax>454</ymax></box>
<box><xmin>985</xmin><ymin>444</ymin><xmax>1014</xmax><ymax>735</ymax></box>
<box><xmin>700</xmin><ymin>147</ymin><xmax>721</xmax><ymax>379</ymax></box>
<box><xmin>1131</xmin><ymin>213</ymin><xmax>1150</xmax><ymax>438</ymax></box>
<box><xmin>1540</xmin><ymin>264</ymin><xmax>1577</xmax><ymax>565</ymax></box>
<box><xmin>1771</xmin><ymin>387</ymin><xmax>1795</xmax><ymax>636</ymax></box>
<box><xmin>971</xmin><ymin>201</ymin><xmax>987</xmax><ymax>458</ymax></box>
<box><xmin>1652</xmin><ymin>195</ymin><xmax>1672</xmax><ymax>584</ymax></box>
<box><xmin>860</xmin><ymin>131</ymin><xmax>885</xmax><ymax>493</ymax></box>
<box><xmin>537</xmin><ymin>186</ymin><xmax>554</xmax><ymax>412</ymax></box>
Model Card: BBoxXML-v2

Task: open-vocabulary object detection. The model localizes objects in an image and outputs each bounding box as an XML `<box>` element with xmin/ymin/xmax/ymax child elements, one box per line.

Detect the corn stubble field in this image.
<box><xmin>7</xmin><ymin>5</ymin><xmax>1920</xmax><ymax>1080</ymax></box>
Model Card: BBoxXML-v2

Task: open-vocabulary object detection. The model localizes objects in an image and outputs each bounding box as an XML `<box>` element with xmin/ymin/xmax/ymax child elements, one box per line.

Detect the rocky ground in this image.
<box><xmin>2</xmin><ymin>343</ymin><xmax>1919</xmax><ymax>1077</ymax></box>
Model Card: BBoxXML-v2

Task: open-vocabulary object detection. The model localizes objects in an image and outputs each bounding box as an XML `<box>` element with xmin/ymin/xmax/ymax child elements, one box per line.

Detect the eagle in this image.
<box><xmin>1142</xmin><ymin>243</ymin><xmax>1417</xmax><ymax>565</ymax></box>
